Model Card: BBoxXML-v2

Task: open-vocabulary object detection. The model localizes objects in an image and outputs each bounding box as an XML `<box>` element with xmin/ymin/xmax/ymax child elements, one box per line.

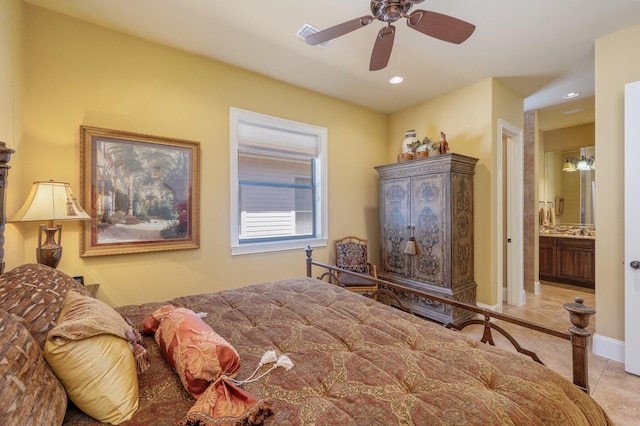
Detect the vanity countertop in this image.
<box><xmin>540</xmin><ymin>226</ymin><xmax>595</xmax><ymax>239</ymax></box>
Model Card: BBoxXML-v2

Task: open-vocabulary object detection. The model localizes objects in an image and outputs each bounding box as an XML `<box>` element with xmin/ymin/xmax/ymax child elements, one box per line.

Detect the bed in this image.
<box><xmin>0</xmin><ymin>145</ymin><xmax>613</xmax><ymax>425</ymax></box>
<box><xmin>0</xmin><ymin>261</ymin><xmax>612</xmax><ymax>426</ymax></box>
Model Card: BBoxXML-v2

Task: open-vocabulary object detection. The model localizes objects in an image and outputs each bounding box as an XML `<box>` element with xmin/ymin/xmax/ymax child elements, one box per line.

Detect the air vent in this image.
<box><xmin>295</xmin><ymin>23</ymin><xmax>333</xmax><ymax>48</ymax></box>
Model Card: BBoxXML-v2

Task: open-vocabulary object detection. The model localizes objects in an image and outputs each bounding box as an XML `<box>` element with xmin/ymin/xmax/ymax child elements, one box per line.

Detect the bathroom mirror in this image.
<box><xmin>544</xmin><ymin>146</ymin><xmax>595</xmax><ymax>225</ymax></box>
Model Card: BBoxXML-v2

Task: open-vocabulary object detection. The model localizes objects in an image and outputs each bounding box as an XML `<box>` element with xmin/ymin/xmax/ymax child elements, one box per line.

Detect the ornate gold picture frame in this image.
<box><xmin>80</xmin><ymin>126</ymin><xmax>200</xmax><ymax>257</ymax></box>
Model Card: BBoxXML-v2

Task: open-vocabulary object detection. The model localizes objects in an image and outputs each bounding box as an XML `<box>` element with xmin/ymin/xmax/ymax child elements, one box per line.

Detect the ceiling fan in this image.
<box><xmin>305</xmin><ymin>0</ymin><xmax>476</xmax><ymax>71</ymax></box>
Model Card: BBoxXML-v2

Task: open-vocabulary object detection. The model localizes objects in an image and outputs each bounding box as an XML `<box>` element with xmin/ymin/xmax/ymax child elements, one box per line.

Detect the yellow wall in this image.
<box><xmin>594</xmin><ymin>23</ymin><xmax>640</xmax><ymax>341</ymax></box>
<box><xmin>388</xmin><ymin>78</ymin><xmax>523</xmax><ymax>305</ymax></box>
<box><xmin>543</xmin><ymin>123</ymin><xmax>595</xmax><ymax>152</ymax></box>
<box><xmin>10</xmin><ymin>6</ymin><xmax>388</xmax><ymax>306</ymax></box>
<box><xmin>0</xmin><ymin>0</ymin><xmax>25</xmax><ymax>268</ymax></box>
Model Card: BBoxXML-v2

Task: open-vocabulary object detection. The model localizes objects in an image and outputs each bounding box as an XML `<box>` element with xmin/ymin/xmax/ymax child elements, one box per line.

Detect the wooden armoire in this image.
<box><xmin>375</xmin><ymin>153</ymin><xmax>478</xmax><ymax>324</ymax></box>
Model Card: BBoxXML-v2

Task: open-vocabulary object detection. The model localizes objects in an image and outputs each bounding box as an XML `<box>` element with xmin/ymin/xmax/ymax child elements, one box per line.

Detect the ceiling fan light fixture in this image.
<box><xmin>371</xmin><ymin>1</ymin><xmax>412</xmax><ymax>22</ymax></box>
<box><xmin>382</xmin><ymin>5</ymin><xmax>403</xmax><ymax>22</ymax></box>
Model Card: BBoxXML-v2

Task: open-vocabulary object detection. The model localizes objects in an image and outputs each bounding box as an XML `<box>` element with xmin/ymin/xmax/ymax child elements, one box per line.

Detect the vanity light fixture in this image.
<box><xmin>389</xmin><ymin>76</ymin><xmax>404</xmax><ymax>84</ymax></box>
<box><xmin>562</xmin><ymin>159</ymin><xmax>577</xmax><ymax>172</ymax></box>
<box><xmin>563</xmin><ymin>155</ymin><xmax>595</xmax><ymax>172</ymax></box>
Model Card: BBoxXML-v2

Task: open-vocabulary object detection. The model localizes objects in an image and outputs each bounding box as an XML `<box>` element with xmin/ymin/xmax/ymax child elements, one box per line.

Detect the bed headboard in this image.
<box><xmin>0</xmin><ymin>142</ymin><xmax>15</xmax><ymax>275</ymax></box>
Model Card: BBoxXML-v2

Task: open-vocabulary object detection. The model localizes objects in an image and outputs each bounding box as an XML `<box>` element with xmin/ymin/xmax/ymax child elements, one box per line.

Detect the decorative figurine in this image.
<box><xmin>439</xmin><ymin>131</ymin><xmax>449</xmax><ymax>154</ymax></box>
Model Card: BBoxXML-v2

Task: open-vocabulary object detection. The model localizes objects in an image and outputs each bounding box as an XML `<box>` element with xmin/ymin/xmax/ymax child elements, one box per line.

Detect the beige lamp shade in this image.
<box><xmin>10</xmin><ymin>180</ymin><xmax>91</xmax><ymax>223</ymax></box>
<box><xmin>10</xmin><ymin>180</ymin><xmax>91</xmax><ymax>269</ymax></box>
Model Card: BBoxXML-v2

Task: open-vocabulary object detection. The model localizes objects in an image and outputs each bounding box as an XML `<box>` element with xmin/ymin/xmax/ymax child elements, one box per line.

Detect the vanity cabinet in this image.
<box><xmin>539</xmin><ymin>236</ymin><xmax>595</xmax><ymax>289</ymax></box>
<box><xmin>539</xmin><ymin>236</ymin><xmax>557</xmax><ymax>278</ymax></box>
<box><xmin>375</xmin><ymin>153</ymin><xmax>478</xmax><ymax>324</ymax></box>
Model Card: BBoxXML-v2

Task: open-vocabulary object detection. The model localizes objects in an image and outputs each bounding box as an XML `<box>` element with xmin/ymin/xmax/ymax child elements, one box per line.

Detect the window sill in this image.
<box><xmin>231</xmin><ymin>238</ymin><xmax>327</xmax><ymax>256</ymax></box>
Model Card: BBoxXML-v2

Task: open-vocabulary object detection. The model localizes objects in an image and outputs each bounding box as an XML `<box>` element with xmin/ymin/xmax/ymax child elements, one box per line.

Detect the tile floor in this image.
<box><xmin>461</xmin><ymin>282</ymin><xmax>639</xmax><ymax>425</ymax></box>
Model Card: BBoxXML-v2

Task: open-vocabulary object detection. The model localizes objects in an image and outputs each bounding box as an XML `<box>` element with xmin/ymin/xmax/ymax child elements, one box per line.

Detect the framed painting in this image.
<box><xmin>80</xmin><ymin>126</ymin><xmax>200</xmax><ymax>257</ymax></box>
<box><xmin>555</xmin><ymin>196</ymin><xmax>564</xmax><ymax>217</ymax></box>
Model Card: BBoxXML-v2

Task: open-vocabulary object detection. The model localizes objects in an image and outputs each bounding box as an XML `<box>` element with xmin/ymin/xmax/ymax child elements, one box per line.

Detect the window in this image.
<box><xmin>230</xmin><ymin>108</ymin><xmax>327</xmax><ymax>255</ymax></box>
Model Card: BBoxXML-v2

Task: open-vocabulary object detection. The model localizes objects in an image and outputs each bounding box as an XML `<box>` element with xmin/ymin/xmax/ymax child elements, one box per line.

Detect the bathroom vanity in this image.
<box><xmin>539</xmin><ymin>230</ymin><xmax>595</xmax><ymax>289</ymax></box>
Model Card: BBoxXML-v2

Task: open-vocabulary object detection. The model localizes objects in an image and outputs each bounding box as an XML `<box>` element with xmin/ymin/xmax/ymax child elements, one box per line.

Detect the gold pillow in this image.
<box><xmin>44</xmin><ymin>290</ymin><xmax>139</xmax><ymax>425</ymax></box>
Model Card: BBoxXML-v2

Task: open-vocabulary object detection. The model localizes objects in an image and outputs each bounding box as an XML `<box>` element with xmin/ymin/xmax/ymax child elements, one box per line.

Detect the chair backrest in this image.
<box><xmin>334</xmin><ymin>236</ymin><xmax>368</xmax><ymax>273</ymax></box>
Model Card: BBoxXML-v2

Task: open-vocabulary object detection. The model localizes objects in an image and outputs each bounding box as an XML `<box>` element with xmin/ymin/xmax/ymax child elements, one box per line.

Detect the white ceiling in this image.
<box><xmin>24</xmin><ymin>0</ymin><xmax>640</xmax><ymax>122</ymax></box>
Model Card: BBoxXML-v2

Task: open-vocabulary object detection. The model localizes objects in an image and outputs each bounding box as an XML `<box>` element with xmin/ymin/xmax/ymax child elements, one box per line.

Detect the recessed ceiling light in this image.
<box><xmin>562</xmin><ymin>92</ymin><xmax>581</xmax><ymax>99</ymax></box>
<box><xmin>389</xmin><ymin>76</ymin><xmax>404</xmax><ymax>84</ymax></box>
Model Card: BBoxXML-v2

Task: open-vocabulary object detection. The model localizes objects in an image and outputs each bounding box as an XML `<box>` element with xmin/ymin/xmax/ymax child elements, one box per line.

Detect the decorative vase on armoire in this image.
<box><xmin>375</xmin><ymin>153</ymin><xmax>478</xmax><ymax>324</ymax></box>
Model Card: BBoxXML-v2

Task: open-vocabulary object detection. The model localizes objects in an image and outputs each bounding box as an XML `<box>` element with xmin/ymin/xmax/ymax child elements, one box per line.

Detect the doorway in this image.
<box><xmin>538</xmin><ymin>123</ymin><xmax>596</xmax><ymax>296</ymax></box>
<box><xmin>497</xmin><ymin>119</ymin><xmax>524</xmax><ymax>308</ymax></box>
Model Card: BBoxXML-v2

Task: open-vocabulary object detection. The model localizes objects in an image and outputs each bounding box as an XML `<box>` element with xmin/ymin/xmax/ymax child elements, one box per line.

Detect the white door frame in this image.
<box><xmin>496</xmin><ymin>119</ymin><xmax>525</xmax><ymax>308</ymax></box>
<box><xmin>624</xmin><ymin>80</ymin><xmax>640</xmax><ymax>375</ymax></box>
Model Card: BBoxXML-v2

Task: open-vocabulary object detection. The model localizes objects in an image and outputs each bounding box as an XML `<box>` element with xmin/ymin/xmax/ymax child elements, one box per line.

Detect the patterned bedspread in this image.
<box><xmin>64</xmin><ymin>277</ymin><xmax>612</xmax><ymax>425</ymax></box>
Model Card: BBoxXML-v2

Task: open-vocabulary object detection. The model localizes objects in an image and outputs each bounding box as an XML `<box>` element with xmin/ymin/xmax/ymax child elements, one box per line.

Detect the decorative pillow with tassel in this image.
<box><xmin>44</xmin><ymin>289</ymin><xmax>149</xmax><ymax>425</ymax></box>
<box><xmin>142</xmin><ymin>305</ymin><xmax>275</xmax><ymax>425</ymax></box>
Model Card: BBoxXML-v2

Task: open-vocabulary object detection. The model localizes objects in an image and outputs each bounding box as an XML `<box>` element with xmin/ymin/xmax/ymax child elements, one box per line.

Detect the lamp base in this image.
<box><xmin>37</xmin><ymin>224</ymin><xmax>62</xmax><ymax>269</ymax></box>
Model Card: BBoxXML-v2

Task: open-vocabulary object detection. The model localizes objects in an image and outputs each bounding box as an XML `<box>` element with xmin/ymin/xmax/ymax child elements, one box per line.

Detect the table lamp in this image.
<box><xmin>10</xmin><ymin>180</ymin><xmax>91</xmax><ymax>268</ymax></box>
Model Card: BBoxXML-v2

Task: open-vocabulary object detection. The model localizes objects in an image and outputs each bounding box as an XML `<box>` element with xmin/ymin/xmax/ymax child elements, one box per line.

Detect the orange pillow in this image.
<box><xmin>142</xmin><ymin>305</ymin><xmax>240</xmax><ymax>399</ymax></box>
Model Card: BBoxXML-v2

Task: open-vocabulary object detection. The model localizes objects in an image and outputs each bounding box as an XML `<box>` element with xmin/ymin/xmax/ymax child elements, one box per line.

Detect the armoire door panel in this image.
<box><xmin>411</xmin><ymin>173</ymin><xmax>447</xmax><ymax>286</ymax></box>
<box><xmin>380</xmin><ymin>177</ymin><xmax>410</xmax><ymax>276</ymax></box>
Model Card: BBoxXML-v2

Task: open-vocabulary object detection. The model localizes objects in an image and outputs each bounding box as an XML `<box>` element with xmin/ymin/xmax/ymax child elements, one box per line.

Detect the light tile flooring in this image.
<box><xmin>461</xmin><ymin>282</ymin><xmax>639</xmax><ymax>425</ymax></box>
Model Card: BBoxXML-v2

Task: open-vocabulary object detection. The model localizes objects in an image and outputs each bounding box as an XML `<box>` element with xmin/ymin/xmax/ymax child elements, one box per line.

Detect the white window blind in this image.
<box><xmin>238</xmin><ymin>121</ymin><xmax>319</xmax><ymax>156</ymax></box>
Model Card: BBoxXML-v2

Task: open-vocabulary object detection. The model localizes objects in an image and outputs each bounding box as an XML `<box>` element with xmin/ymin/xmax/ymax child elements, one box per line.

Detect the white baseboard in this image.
<box><xmin>592</xmin><ymin>333</ymin><xmax>625</xmax><ymax>363</ymax></box>
<box><xmin>471</xmin><ymin>301</ymin><xmax>501</xmax><ymax>320</ymax></box>
<box><xmin>476</xmin><ymin>301</ymin><xmax>500</xmax><ymax>312</ymax></box>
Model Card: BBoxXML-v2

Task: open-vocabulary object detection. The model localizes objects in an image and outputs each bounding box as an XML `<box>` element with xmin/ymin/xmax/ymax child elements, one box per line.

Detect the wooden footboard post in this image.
<box><xmin>305</xmin><ymin>246</ymin><xmax>313</xmax><ymax>278</ymax></box>
<box><xmin>564</xmin><ymin>297</ymin><xmax>596</xmax><ymax>394</ymax></box>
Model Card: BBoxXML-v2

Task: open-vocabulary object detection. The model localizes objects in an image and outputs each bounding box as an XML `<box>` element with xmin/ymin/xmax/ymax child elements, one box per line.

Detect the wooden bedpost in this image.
<box><xmin>564</xmin><ymin>297</ymin><xmax>596</xmax><ymax>394</ymax></box>
<box><xmin>0</xmin><ymin>142</ymin><xmax>15</xmax><ymax>275</ymax></box>
<box><xmin>305</xmin><ymin>246</ymin><xmax>313</xmax><ymax>278</ymax></box>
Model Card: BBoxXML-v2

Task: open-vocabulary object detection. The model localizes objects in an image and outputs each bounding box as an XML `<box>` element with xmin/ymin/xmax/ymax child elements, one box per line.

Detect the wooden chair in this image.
<box><xmin>333</xmin><ymin>236</ymin><xmax>378</xmax><ymax>294</ymax></box>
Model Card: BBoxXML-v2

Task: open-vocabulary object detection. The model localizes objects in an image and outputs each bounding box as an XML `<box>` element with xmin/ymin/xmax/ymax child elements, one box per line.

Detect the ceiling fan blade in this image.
<box><xmin>407</xmin><ymin>10</ymin><xmax>475</xmax><ymax>44</ymax></box>
<box><xmin>306</xmin><ymin>15</ymin><xmax>375</xmax><ymax>45</ymax></box>
<box><xmin>370</xmin><ymin>25</ymin><xmax>395</xmax><ymax>71</ymax></box>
